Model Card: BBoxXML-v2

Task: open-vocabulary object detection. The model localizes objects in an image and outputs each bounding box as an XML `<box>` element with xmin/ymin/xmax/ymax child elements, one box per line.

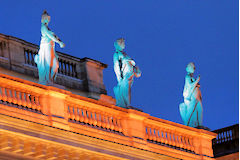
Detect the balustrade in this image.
<box><xmin>67</xmin><ymin>101</ymin><xmax>124</xmax><ymax>134</ymax></box>
<box><xmin>212</xmin><ymin>124</ymin><xmax>239</xmax><ymax>145</ymax></box>
<box><xmin>58</xmin><ymin>59</ymin><xmax>77</xmax><ymax>78</ymax></box>
<box><xmin>24</xmin><ymin>49</ymin><xmax>37</xmax><ymax>66</ymax></box>
<box><xmin>24</xmin><ymin>49</ymin><xmax>78</xmax><ymax>78</ymax></box>
<box><xmin>0</xmin><ymin>73</ymin><xmax>216</xmax><ymax>159</ymax></box>
<box><xmin>145</xmin><ymin>122</ymin><xmax>195</xmax><ymax>152</ymax></box>
<box><xmin>0</xmin><ymin>84</ymin><xmax>41</xmax><ymax>112</ymax></box>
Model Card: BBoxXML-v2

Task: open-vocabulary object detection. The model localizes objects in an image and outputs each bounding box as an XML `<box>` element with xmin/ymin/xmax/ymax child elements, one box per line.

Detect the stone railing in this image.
<box><xmin>67</xmin><ymin>99</ymin><xmax>124</xmax><ymax>133</ymax></box>
<box><xmin>0</xmin><ymin>33</ymin><xmax>107</xmax><ymax>95</ymax></box>
<box><xmin>0</xmin><ymin>73</ymin><xmax>217</xmax><ymax>160</ymax></box>
<box><xmin>212</xmin><ymin>124</ymin><xmax>238</xmax><ymax>145</ymax></box>
<box><xmin>0</xmin><ymin>74</ymin><xmax>42</xmax><ymax>112</ymax></box>
<box><xmin>145</xmin><ymin>119</ymin><xmax>195</xmax><ymax>152</ymax></box>
<box><xmin>24</xmin><ymin>49</ymin><xmax>37</xmax><ymax>67</ymax></box>
<box><xmin>24</xmin><ymin>47</ymin><xmax>78</xmax><ymax>79</ymax></box>
<box><xmin>212</xmin><ymin>124</ymin><xmax>239</xmax><ymax>157</ymax></box>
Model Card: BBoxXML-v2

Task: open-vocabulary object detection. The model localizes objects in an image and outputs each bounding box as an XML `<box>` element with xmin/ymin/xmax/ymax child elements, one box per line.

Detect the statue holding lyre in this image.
<box><xmin>113</xmin><ymin>38</ymin><xmax>141</xmax><ymax>108</ymax></box>
<box><xmin>179</xmin><ymin>62</ymin><xmax>203</xmax><ymax>127</ymax></box>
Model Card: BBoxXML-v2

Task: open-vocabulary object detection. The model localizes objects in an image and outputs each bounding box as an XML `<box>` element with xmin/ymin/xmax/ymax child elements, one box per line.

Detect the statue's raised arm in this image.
<box><xmin>113</xmin><ymin>38</ymin><xmax>141</xmax><ymax>108</ymax></box>
<box><xmin>40</xmin><ymin>11</ymin><xmax>65</xmax><ymax>48</ymax></box>
<box><xmin>179</xmin><ymin>62</ymin><xmax>203</xmax><ymax>127</ymax></box>
<box><xmin>34</xmin><ymin>10</ymin><xmax>65</xmax><ymax>85</ymax></box>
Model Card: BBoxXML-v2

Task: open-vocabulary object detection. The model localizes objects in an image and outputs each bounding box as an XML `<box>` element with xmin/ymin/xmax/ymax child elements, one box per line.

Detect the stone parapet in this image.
<box><xmin>0</xmin><ymin>73</ymin><xmax>217</xmax><ymax>160</ymax></box>
<box><xmin>0</xmin><ymin>33</ymin><xmax>107</xmax><ymax>98</ymax></box>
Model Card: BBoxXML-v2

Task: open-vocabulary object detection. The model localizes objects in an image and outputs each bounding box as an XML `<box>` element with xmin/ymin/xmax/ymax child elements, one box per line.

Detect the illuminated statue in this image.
<box><xmin>113</xmin><ymin>38</ymin><xmax>141</xmax><ymax>108</ymax></box>
<box><xmin>179</xmin><ymin>62</ymin><xmax>203</xmax><ymax>127</ymax></box>
<box><xmin>34</xmin><ymin>10</ymin><xmax>65</xmax><ymax>85</ymax></box>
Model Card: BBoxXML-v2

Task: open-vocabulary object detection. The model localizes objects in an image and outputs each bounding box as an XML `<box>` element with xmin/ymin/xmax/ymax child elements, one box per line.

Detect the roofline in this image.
<box><xmin>0</xmin><ymin>33</ymin><xmax>108</xmax><ymax>68</ymax></box>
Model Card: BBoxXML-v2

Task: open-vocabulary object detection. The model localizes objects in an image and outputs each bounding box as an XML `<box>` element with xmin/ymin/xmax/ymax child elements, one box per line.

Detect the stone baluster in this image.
<box><xmin>155</xmin><ymin>129</ymin><xmax>161</xmax><ymax>142</ymax></box>
<box><xmin>181</xmin><ymin>135</ymin><xmax>187</xmax><ymax>149</ymax></box>
<box><xmin>83</xmin><ymin>108</ymin><xmax>89</xmax><ymax>124</ymax></box>
<box><xmin>174</xmin><ymin>132</ymin><xmax>180</xmax><ymax>148</ymax></box>
<box><xmin>79</xmin><ymin>107</ymin><xmax>84</xmax><ymax>122</ymax></box>
<box><xmin>168</xmin><ymin>130</ymin><xmax>173</xmax><ymax>146</ymax></box>
<box><xmin>185</xmin><ymin>135</ymin><xmax>191</xmax><ymax>150</ymax></box>
<box><xmin>226</xmin><ymin>130</ymin><xmax>230</xmax><ymax>141</ymax></box>
<box><xmin>67</xmin><ymin>62</ymin><xmax>70</xmax><ymax>76</ymax></box>
<box><xmin>30</xmin><ymin>94</ymin><xmax>36</xmax><ymax>110</ymax></box>
<box><xmin>16</xmin><ymin>90</ymin><xmax>22</xmax><ymax>106</ymax></box>
<box><xmin>73</xmin><ymin>64</ymin><xmax>77</xmax><ymax>78</ymax></box>
<box><xmin>178</xmin><ymin>133</ymin><xmax>184</xmax><ymax>148</ymax></box>
<box><xmin>58</xmin><ymin>60</ymin><xmax>61</xmax><ymax>73</ymax></box>
<box><xmin>26</xmin><ymin>93</ymin><xmax>32</xmax><ymax>109</ymax></box>
<box><xmin>69</xmin><ymin>105</ymin><xmax>75</xmax><ymax>120</ymax></box>
<box><xmin>74</xmin><ymin>107</ymin><xmax>80</xmax><ymax>121</ymax></box>
<box><xmin>105</xmin><ymin>114</ymin><xmax>111</xmax><ymax>129</ymax></box>
<box><xmin>146</xmin><ymin>127</ymin><xmax>152</xmax><ymax>140</ymax></box>
<box><xmin>12</xmin><ymin>89</ymin><xmax>17</xmax><ymax>104</ymax></box>
<box><xmin>71</xmin><ymin>63</ymin><xmax>74</xmax><ymax>77</ymax></box>
<box><xmin>109</xmin><ymin>116</ymin><xmax>115</xmax><ymax>130</ymax></box>
<box><xmin>167</xmin><ymin>130</ymin><xmax>172</xmax><ymax>145</ymax></box>
<box><xmin>31</xmin><ymin>52</ymin><xmax>34</xmax><ymax>66</ymax></box>
<box><xmin>100</xmin><ymin>112</ymin><xmax>106</xmax><ymax>128</ymax></box>
<box><xmin>27</xmin><ymin>51</ymin><xmax>30</xmax><ymax>64</ymax></box>
<box><xmin>161</xmin><ymin>129</ymin><xmax>168</xmax><ymax>144</ymax></box>
<box><xmin>152</xmin><ymin>127</ymin><xmax>157</xmax><ymax>141</ymax></box>
<box><xmin>6</xmin><ymin>88</ymin><xmax>12</xmax><ymax>103</ymax></box>
<box><xmin>158</xmin><ymin>128</ymin><xmax>164</xmax><ymax>143</ymax></box>
<box><xmin>92</xmin><ymin>112</ymin><xmax>97</xmax><ymax>126</ymax></box>
<box><xmin>88</xmin><ymin>110</ymin><xmax>93</xmax><ymax>125</ymax></box>
<box><xmin>21</xmin><ymin>92</ymin><xmax>27</xmax><ymax>107</ymax></box>
<box><xmin>186</xmin><ymin>136</ymin><xmax>191</xmax><ymax>150</ymax></box>
<box><xmin>64</xmin><ymin>60</ymin><xmax>67</xmax><ymax>75</ymax></box>
<box><xmin>1</xmin><ymin>87</ymin><xmax>7</xmax><ymax>101</ymax></box>
<box><xmin>96</xmin><ymin>112</ymin><xmax>102</xmax><ymax>127</ymax></box>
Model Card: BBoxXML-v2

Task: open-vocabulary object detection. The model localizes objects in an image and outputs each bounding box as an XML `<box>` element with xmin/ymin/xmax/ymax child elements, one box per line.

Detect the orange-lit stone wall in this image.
<box><xmin>0</xmin><ymin>73</ymin><xmax>217</xmax><ymax>160</ymax></box>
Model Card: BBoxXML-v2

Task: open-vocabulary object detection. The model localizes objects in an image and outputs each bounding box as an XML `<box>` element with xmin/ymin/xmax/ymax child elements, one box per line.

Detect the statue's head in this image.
<box><xmin>186</xmin><ymin>62</ymin><xmax>195</xmax><ymax>74</ymax></box>
<box><xmin>41</xmin><ymin>10</ymin><xmax>50</xmax><ymax>24</ymax></box>
<box><xmin>114</xmin><ymin>38</ymin><xmax>125</xmax><ymax>51</ymax></box>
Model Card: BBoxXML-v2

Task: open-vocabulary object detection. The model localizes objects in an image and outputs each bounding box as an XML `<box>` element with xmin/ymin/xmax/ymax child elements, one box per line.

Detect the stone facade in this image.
<box><xmin>0</xmin><ymin>33</ymin><xmax>218</xmax><ymax>160</ymax></box>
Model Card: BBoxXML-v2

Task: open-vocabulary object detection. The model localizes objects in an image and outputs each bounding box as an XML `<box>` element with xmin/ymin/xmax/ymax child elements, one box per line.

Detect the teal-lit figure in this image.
<box><xmin>113</xmin><ymin>38</ymin><xmax>141</xmax><ymax>108</ymax></box>
<box><xmin>179</xmin><ymin>62</ymin><xmax>203</xmax><ymax>127</ymax></box>
<box><xmin>34</xmin><ymin>10</ymin><xmax>65</xmax><ymax>85</ymax></box>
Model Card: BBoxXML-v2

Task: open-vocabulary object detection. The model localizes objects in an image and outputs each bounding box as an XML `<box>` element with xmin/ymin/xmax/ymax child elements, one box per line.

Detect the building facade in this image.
<box><xmin>0</xmin><ymin>33</ymin><xmax>217</xmax><ymax>160</ymax></box>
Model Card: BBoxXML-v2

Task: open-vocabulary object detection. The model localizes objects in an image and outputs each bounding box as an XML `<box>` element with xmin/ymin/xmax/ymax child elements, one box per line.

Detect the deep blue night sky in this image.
<box><xmin>0</xmin><ymin>1</ymin><xmax>238</xmax><ymax>130</ymax></box>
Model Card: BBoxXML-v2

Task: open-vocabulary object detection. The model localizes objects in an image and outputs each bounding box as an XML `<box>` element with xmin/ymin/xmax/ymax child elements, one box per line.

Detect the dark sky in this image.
<box><xmin>0</xmin><ymin>0</ymin><xmax>238</xmax><ymax>130</ymax></box>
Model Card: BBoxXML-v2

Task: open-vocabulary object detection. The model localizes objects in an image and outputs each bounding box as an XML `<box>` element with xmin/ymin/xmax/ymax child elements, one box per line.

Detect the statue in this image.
<box><xmin>113</xmin><ymin>38</ymin><xmax>141</xmax><ymax>108</ymax></box>
<box><xmin>179</xmin><ymin>62</ymin><xmax>203</xmax><ymax>127</ymax></box>
<box><xmin>34</xmin><ymin>10</ymin><xmax>65</xmax><ymax>85</ymax></box>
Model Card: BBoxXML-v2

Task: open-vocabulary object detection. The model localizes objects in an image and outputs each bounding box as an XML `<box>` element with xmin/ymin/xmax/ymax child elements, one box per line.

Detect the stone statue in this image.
<box><xmin>34</xmin><ymin>10</ymin><xmax>65</xmax><ymax>85</ymax></box>
<box><xmin>113</xmin><ymin>38</ymin><xmax>141</xmax><ymax>108</ymax></box>
<box><xmin>179</xmin><ymin>62</ymin><xmax>203</xmax><ymax>127</ymax></box>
